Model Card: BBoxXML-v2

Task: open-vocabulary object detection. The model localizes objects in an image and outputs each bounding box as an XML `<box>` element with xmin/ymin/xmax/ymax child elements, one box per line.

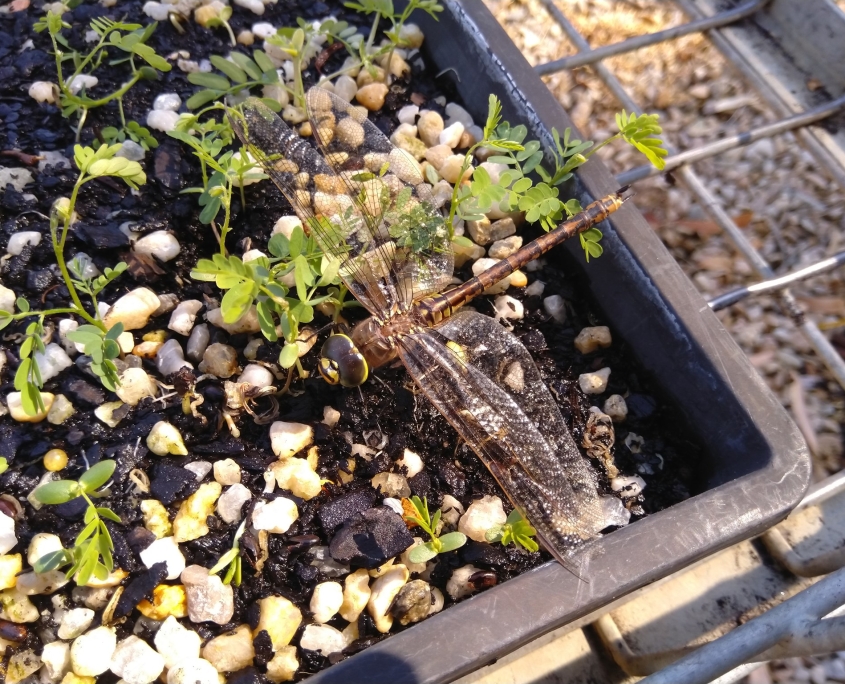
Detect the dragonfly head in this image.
<box><xmin>318</xmin><ymin>334</ymin><xmax>369</xmax><ymax>387</ymax></box>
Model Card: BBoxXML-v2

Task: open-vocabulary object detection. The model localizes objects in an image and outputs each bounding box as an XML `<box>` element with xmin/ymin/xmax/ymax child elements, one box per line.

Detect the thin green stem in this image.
<box><xmin>582</xmin><ymin>134</ymin><xmax>620</xmax><ymax>160</ymax></box>
<box><xmin>53</xmin><ymin>178</ymin><xmax>103</xmax><ymax>330</ymax></box>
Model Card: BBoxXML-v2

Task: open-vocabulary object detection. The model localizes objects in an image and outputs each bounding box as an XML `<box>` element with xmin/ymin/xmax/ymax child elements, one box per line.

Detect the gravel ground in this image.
<box><xmin>483</xmin><ymin>0</ymin><xmax>845</xmax><ymax>478</ymax></box>
<box><xmin>483</xmin><ymin>0</ymin><xmax>845</xmax><ymax>682</ymax></box>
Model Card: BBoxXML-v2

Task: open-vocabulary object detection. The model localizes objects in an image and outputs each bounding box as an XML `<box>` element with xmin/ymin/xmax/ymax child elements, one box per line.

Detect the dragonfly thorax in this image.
<box><xmin>350</xmin><ymin>314</ymin><xmax>418</xmax><ymax>370</ymax></box>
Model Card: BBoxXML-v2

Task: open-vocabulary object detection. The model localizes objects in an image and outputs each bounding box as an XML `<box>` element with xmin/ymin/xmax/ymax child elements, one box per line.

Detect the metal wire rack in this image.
<box><xmin>534</xmin><ymin>0</ymin><xmax>845</xmax><ymax>391</ymax></box>
<box><xmin>483</xmin><ymin>1</ymin><xmax>845</xmax><ymax>681</ymax></box>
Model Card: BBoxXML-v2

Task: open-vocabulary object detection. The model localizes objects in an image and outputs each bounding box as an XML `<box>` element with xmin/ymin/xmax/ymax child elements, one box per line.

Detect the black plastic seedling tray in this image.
<box><xmin>309</xmin><ymin>1</ymin><xmax>812</xmax><ymax>682</ymax></box>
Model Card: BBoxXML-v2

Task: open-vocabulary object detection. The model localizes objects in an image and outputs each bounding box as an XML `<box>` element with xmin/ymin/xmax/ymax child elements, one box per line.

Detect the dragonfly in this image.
<box><xmin>230</xmin><ymin>87</ymin><xmax>628</xmax><ymax>567</ymax></box>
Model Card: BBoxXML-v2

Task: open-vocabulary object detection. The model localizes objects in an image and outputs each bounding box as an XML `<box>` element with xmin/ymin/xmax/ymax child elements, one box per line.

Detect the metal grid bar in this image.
<box><xmin>535</xmin><ymin>0</ymin><xmax>845</xmax><ymax>390</ymax></box>
<box><xmin>535</xmin><ymin>0</ymin><xmax>771</xmax><ymax>74</ymax></box>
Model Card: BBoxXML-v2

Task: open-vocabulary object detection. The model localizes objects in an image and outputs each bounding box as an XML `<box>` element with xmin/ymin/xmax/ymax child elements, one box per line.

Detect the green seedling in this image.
<box><xmin>209</xmin><ymin>519</ymin><xmax>246</xmax><ymax>585</ymax></box>
<box><xmin>322</xmin><ymin>1</ymin><xmax>443</xmax><ymax>80</ymax></box>
<box><xmin>0</xmin><ymin>144</ymin><xmax>144</xmax><ymax>415</ymax></box>
<box><xmin>32</xmin><ymin>460</ymin><xmax>120</xmax><ymax>586</ymax></box>
<box><xmin>485</xmin><ymin>510</ymin><xmax>539</xmax><ymax>553</ymax></box>
<box><xmin>34</xmin><ymin>12</ymin><xmax>170</xmax><ymax>140</ymax></box>
<box><xmin>186</xmin><ymin>52</ymin><xmax>281</xmax><ymax>111</ymax></box>
<box><xmin>403</xmin><ymin>495</ymin><xmax>467</xmax><ymax>563</ymax></box>
<box><xmin>101</xmin><ymin>120</ymin><xmax>159</xmax><ymax>151</ymax></box>
<box><xmin>0</xmin><ymin>458</ymin><xmax>7</xmax><ymax>475</ymax></box>
<box><xmin>449</xmin><ymin>95</ymin><xmax>667</xmax><ymax>261</ymax></box>
<box><xmin>190</xmin><ymin>224</ymin><xmax>344</xmax><ymax>371</ymax></box>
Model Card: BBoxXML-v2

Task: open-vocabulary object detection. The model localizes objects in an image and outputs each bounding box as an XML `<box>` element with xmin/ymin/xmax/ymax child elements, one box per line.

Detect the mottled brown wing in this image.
<box><xmin>398</xmin><ymin>311</ymin><xmax>606</xmax><ymax>563</ymax></box>
<box><xmin>230</xmin><ymin>99</ymin><xmax>388</xmax><ymax>316</ymax></box>
<box><xmin>305</xmin><ymin>87</ymin><xmax>453</xmax><ymax>310</ymax></box>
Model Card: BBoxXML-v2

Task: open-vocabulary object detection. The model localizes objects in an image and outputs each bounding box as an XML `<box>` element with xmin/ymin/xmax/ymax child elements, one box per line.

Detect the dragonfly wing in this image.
<box><xmin>306</xmin><ymin>87</ymin><xmax>454</xmax><ymax>309</ymax></box>
<box><xmin>398</xmin><ymin>311</ymin><xmax>605</xmax><ymax>563</ymax></box>
<box><xmin>231</xmin><ymin>99</ymin><xmax>389</xmax><ymax>315</ymax></box>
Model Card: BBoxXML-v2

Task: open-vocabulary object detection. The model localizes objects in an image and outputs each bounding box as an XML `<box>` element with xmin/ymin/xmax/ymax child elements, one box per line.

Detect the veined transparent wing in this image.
<box><xmin>230</xmin><ymin>94</ymin><xmax>453</xmax><ymax>317</ymax></box>
<box><xmin>398</xmin><ymin>311</ymin><xmax>606</xmax><ymax>563</ymax></box>
<box><xmin>305</xmin><ymin>87</ymin><xmax>453</xmax><ymax>310</ymax></box>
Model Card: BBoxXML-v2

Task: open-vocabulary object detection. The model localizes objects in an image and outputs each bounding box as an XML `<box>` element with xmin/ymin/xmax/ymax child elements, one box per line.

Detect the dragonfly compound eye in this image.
<box><xmin>320</xmin><ymin>334</ymin><xmax>369</xmax><ymax>387</ymax></box>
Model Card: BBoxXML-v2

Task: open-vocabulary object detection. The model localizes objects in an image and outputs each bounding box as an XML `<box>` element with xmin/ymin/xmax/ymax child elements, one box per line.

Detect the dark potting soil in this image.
<box><xmin>0</xmin><ymin>0</ymin><xmax>697</xmax><ymax>678</ymax></box>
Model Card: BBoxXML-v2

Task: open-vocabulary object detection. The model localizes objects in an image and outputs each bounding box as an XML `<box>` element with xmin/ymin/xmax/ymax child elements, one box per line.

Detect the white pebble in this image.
<box><xmin>603</xmin><ymin>394</ymin><xmax>628</xmax><ymax>422</ymax></box>
<box><xmin>7</xmin><ymin>231</ymin><xmax>41</xmax><ymax>256</ymax></box>
<box><xmin>143</xmin><ymin>1</ymin><xmax>170</xmax><ymax>21</ymax></box>
<box><xmin>269</xmin><ymin>421</ymin><xmax>313</xmax><ymax>459</ymax></box>
<box><xmin>440</xmin><ymin>494</ymin><xmax>464</xmax><ymax>527</ymax></box>
<box><xmin>116</xmin><ymin>140</ymin><xmax>146</xmax><ymax>161</ymax></box>
<box><xmin>213</xmin><ymin>459</ymin><xmax>241</xmax><ymax>486</ymax></box>
<box><xmin>579</xmin><ymin>367</ymin><xmax>611</xmax><ymax>395</ymax></box>
<box><xmin>543</xmin><ymin>294</ymin><xmax>567</xmax><ymax>323</ymax></box>
<box><xmin>493</xmin><ymin>295</ymin><xmax>524</xmax><ymax>321</ymax></box>
<box><xmin>217</xmin><ymin>483</ymin><xmax>252</xmax><ymax>524</ymax></box>
<box><xmin>140</xmin><ymin>536</ymin><xmax>185</xmax><ymax>580</ymax></box>
<box><xmin>252</xmin><ymin>22</ymin><xmax>276</xmax><ymax>38</ymax></box>
<box><xmin>310</xmin><ymin>581</ymin><xmax>343</xmax><ymax>624</ymax></box>
<box><xmin>439</xmin><ymin>121</ymin><xmax>465</xmax><ymax>149</ymax></box>
<box><xmin>66</xmin><ymin>74</ymin><xmax>98</xmax><ymax>95</ymax></box>
<box><xmin>147</xmin><ymin>109</ymin><xmax>180</xmax><ymax>133</ymax></box>
<box><xmin>184</xmin><ymin>461</ymin><xmax>212</xmax><ymax>481</ymax></box>
<box><xmin>235</xmin><ymin>0</ymin><xmax>265</xmax><ymax>14</ymax></box>
<box><xmin>396</xmin><ymin>448</ymin><xmax>423</xmax><ymax>478</ymax></box>
<box><xmin>574</xmin><ymin>326</ymin><xmax>612</xmax><ymax>354</ymax></box>
<box><xmin>111</xmin><ymin>635</ymin><xmax>165</xmax><ymax>684</ymax></box>
<box><xmin>525</xmin><ymin>280</ymin><xmax>545</xmax><ymax>297</ymax></box>
<box><xmin>458</xmin><ymin>495</ymin><xmax>506</xmax><ymax>542</ymax></box>
<box><xmin>70</xmin><ymin>626</ymin><xmax>117</xmax><ymax>676</ymax></box>
<box><xmin>58</xmin><ymin>607</ymin><xmax>94</xmax><ymax>640</ymax></box>
<box><xmin>322</xmin><ymin>406</ymin><xmax>340</xmax><ymax>427</ymax></box>
<box><xmin>47</xmin><ymin>394</ymin><xmax>75</xmax><ymax>425</ymax></box>
<box><xmin>0</xmin><ymin>168</ymin><xmax>34</xmax><ymax>193</ymax></box>
<box><xmin>33</xmin><ymin>343</ymin><xmax>72</xmax><ymax>383</ymax></box>
<box><xmin>333</xmin><ymin>75</ymin><xmax>358</xmax><ymax>103</ymax></box>
<box><xmin>103</xmin><ymin>287</ymin><xmax>160</xmax><ymax>331</ymax></box>
<box><xmin>115</xmin><ymin>367</ymin><xmax>157</xmax><ymax>406</ymax></box>
<box><xmin>29</xmin><ymin>81</ymin><xmax>57</xmax><ymax>104</ymax></box>
<box><xmin>396</xmin><ymin>104</ymin><xmax>419</xmax><ymax>125</ymax></box>
<box><xmin>367</xmin><ymin>564</ymin><xmax>409</xmax><ymax>633</ymax></box>
<box><xmin>0</xmin><ymin>284</ymin><xmax>14</xmax><ymax>313</ymax></box>
<box><xmin>238</xmin><ymin>363</ymin><xmax>274</xmax><ymax>388</ymax></box>
<box><xmin>446</xmin><ymin>564</ymin><xmax>482</xmax><ymax>599</ymax></box>
<box><xmin>41</xmin><ymin>641</ymin><xmax>70</xmax><ymax>682</ymax></box>
<box><xmin>156</xmin><ymin>338</ymin><xmax>193</xmax><ymax>376</ymax></box>
<box><xmin>272</xmin><ymin>215</ymin><xmax>303</xmax><ymax>238</ymax></box>
<box><xmin>187</xmin><ymin>323</ymin><xmax>210</xmax><ymax>361</ymax></box>
<box><xmin>153</xmin><ymin>93</ymin><xmax>181</xmax><ymax>111</ymax></box>
<box><xmin>0</xmin><ymin>513</ymin><xmax>16</xmax><ymax>555</ymax></box>
<box><xmin>168</xmin><ymin>299</ymin><xmax>203</xmax><ymax>336</ymax></box>
<box><xmin>147</xmin><ymin>420</ymin><xmax>188</xmax><ymax>456</ymax></box>
<box><xmin>445</xmin><ymin>102</ymin><xmax>473</xmax><ymax>127</ymax></box>
<box><xmin>166</xmin><ymin>658</ymin><xmax>219</xmax><ymax>684</ymax></box>
<box><xmin>611</xmin><ymin>475</ymin><xmax>646</xmax><ymax>498</ymax></box>
<box><xmin>154</xmin><ymin>616</ymin><xmax>201</xmax><ymax>670</ymax></box>
<box><xmin>134</xmin><ymin>230</ymin><xmax>181</xmax><ymax>262</ymax></box>
<box><xmin>299</xmin><ymin>624</ymin><xmax>347</xmax><ymax>655</ymax></box>
<box><xmin>252</xmin><ymin>497</ymin><xmax>299</xmax><ymax>534</ymax></box>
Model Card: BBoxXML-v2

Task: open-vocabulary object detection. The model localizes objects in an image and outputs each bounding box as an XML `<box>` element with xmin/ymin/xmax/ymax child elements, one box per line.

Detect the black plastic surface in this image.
<box><xmin>307</xmin><ymin>2</ymin><xmax>812</xmax><ymax>682</ymax></box>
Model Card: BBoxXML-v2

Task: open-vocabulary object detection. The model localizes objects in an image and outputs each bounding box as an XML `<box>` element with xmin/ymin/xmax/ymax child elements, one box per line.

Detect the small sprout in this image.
<box><xmin>485</xmin><ymin>510</ymin><xmax>539</xmax><ymax>553</ymax></box>
<box><xmin>209</xmin><ymin>519</ymin><xmax>246</xmax><ymax>585</ymax></box>
<box><xmin>1</xmin><ymin>143</ymin><xmax>140</xmax><ymax>415</ymax></box>
<box><xmin>33</xmin><ymin>12</ymin><xmax>170</xmax><ymax>140</ymax></box>
<box><xmin>33</xmin><ymin>460</ymin><xmax>121</xmax><ymax>585</ymax></box>
<box><xmin>402</xmin><ymin>495</ymin><xmax>466</xmax><ymax>564</ymax></box>
<box><xmin>186</xmin><ymin>52</ymin><xmax>280</xmax><ymax>111</ymax></box>
<box><xmin>0</xmin><ymin>457</ymin><xmax>7</xmax><ymax>475</ymax></box>
<box><xmin>450</xmin><ymin>94</ymin><xmax>667</xmax><ymax>262</ymax></box>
